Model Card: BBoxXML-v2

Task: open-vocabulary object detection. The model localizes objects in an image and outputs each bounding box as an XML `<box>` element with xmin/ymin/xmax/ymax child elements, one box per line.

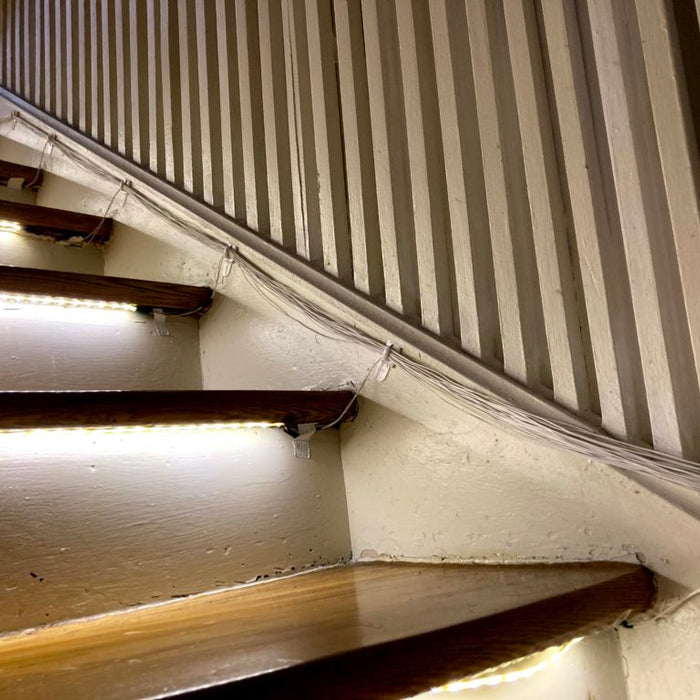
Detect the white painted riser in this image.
<box><xmin>0</xmin><ymin>425</ymin><xmax>349</xmax><ymax>632</ymax></box>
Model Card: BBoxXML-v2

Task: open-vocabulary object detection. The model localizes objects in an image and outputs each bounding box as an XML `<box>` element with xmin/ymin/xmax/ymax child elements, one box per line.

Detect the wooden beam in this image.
<box><xmin>0</xmin><ymin>200</ymin><xmax>113</xmax><ymax>245</ymax></box>
<box><xmin>0</xmin><ymin>562</ymin><xmax>653</xmax><ymax>699</ymax></box>
<box><xmin>0</xmin><ymin>389</ymin><xmax>357</xmax><ymax>430</ymax></box>
<box><xmin>0</xmin><ymin>265</ymin><xmax>212</xmax><ymax>314</ymax></box>
<box><xmin>0</xmin><ymin>159</ymin><xmax>44</xmax><ymax>189</ymax></box>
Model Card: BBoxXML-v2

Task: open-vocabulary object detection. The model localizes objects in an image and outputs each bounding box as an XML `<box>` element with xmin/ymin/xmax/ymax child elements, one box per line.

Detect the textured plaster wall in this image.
<box><xmin>0</xmin><ymin>426</ymin><xmax>349</xmax><ymax>632</ymax></box>
<box><xmin>618</xmin><ymin>596</ymin><xmax>700</xmax><ymax>700</ymax></box>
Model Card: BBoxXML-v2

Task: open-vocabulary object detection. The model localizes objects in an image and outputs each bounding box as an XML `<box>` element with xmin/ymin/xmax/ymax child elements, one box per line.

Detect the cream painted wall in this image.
<box><xmin>195</xmin><ymin>269</ymin><xmax>700</xmax><ymax>591</ymax></box>
<box><xmin>619</xmin><ymin>597</ymin><xmax>700</xmax><ymax>700</ymax></box>
<box><xmin>0</xmin><ymin>427</ymin><xmax>349</xmax><ymax>632</ymax></box>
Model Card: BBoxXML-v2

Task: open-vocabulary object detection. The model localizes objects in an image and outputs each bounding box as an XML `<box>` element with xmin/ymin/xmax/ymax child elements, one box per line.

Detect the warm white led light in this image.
<box><xmin>2</xmin><ymin>421</ymin><xmax>285</xmax><ymax>437</ymax></box>
<box><xmin>0</xmin><ymin>292</ymin><xmax>137</xmax><ymax>312</ymax></box>
<box><xmin>431</xmin><ymin>637</ymin><xmax>583</xmax><ymax>693</ymax></box>
<box><xmin>0</xmin><ymin>219</ymin><xmax>22</xmax><ymax>233</ymax></box>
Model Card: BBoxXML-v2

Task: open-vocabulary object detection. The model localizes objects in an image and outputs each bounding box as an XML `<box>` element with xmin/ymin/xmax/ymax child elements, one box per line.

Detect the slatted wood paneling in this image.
<box><xmin>1</xmin><ymin>0</ymin><xmax>699</xmax><ymax>458</ymax></box>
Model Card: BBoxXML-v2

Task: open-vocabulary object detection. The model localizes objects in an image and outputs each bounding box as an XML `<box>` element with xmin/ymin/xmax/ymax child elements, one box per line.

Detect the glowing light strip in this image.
<box><xmin>432</xmin><ymin>637</ymin><xmax>583</xmax><ymax>693</ymax></box>
<box><xmin>0</xmin><ymin>219</ymin><xmax>22</xmax><ymax>233</ymax></box>
<box><xmin>0</xmin><ymin>422</ymin><xmax>285</xmax><ymax>436</ymax></box>
<box><xmin>0</xmin><ymin>292</ymin><xmax>137</xmax><ymax>312</ymax></box>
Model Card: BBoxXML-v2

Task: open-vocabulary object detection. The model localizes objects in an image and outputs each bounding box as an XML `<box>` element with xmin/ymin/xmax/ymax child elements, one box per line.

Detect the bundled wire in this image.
<box><xmin>5</xmin><ymin>110</ymin><xmax>700</xmax><ymax>493</ymax></box>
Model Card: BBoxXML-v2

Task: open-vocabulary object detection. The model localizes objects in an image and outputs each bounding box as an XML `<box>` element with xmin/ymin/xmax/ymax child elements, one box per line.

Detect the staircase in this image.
<box><xmin>1</xmin><ymin>0</ymin><xmax>700</xmax><ymax>696</ymax></box>
<box><xmin>0</xmin><ymin>150</ymin><xmax>657</xmax><ymax>698</ymax></box>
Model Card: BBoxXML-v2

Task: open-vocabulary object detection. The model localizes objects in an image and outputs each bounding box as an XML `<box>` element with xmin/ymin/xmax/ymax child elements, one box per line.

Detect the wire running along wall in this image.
<box><xmin>3</xmin><ymin>109</ymin><xmax>700</xmax><ymax>494</ymax></box>
<box><xmin>0</xmin><ymin>0</ymin><xmax>699</xmax><ymax>463</ymax></box>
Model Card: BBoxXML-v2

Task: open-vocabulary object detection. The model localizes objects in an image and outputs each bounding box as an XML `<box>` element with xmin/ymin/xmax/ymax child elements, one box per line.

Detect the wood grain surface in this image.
<box><xmin>0</xmin><ymin>264</ymin><xmax>213</xmax><ymax>314</ymax></box>
<box><xmin>0</xmin><ymin>158</ymin><xmax>43</xmax><ymax>189</ymax></box>
<box><xmin>0</xmin><ymin>389</ymin><xmax>358</xmax><ymax>430</ymax></box>
<box><xmin>0</xmin><ymin>200</ymin><xmax>112</xmax><ymax>244</ymax></box>
<box><xmin>0</xmin><ymin>562</ymin><xmax>654</xmax><ymax>699</ymax></box>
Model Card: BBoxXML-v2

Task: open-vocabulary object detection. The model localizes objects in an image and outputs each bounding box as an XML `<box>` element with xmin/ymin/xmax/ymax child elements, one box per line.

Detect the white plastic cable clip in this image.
<box><xmin>221</xmin><ymin>246</ymin><xmax>236</xmax><ymax>280</ymax></box>
<box><xmin>292</xmin><ymin>423</ymin><xmax>316</xmax><ymax>460</ymax></box>
<box><xmin>152</xmin><ymin>309</ymin><xmax>170</xmax><ymax>336</ymax></box>
<box><xmin>375</xmin><ymin>341</ymin><xmax>395</xmax><ymax>382</ymax></box>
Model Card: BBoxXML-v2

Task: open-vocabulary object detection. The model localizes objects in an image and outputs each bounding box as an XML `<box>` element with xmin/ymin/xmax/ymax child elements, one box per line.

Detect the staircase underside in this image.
<box><xmin>0</xmin><ymin>562</ymin><xmax>654</xmax><ymax>700</ymax></box>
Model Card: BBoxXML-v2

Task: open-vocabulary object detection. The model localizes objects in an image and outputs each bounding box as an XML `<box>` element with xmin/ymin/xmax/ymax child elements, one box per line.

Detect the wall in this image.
<box><xmin>0</xmin><ymin>150</ymin><xmax>351</xmax><ymax>632</ymax></box>
<box><xmin>0</xmin><ymin>425</ymin><xmax>349</xmax><ymax>632</ymax></box>
<box><xmin>618</xmin><ymin>596</ymin><xmax>700</xmax><ymax>700</ymax></box>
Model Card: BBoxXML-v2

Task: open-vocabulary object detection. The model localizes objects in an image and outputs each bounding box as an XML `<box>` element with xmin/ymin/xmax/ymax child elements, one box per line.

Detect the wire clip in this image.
<box><xmin>152</xmin><ymin>309</ymin><xmax>170</xmax><ymax>337</ymax></box>
<box><xmin>375</xmin><ymin>341</ymin><xmax>395</xmax><ymax>382</ymax></box>
<box><xmin>221</xmin><ymin>246</ymin><xmax>236</xmax><ymax>279</ymax></box>
<box><xmin>292</xmin><ymin>423</ymin><xmax>316</xmax><ymax>459</ymax></box>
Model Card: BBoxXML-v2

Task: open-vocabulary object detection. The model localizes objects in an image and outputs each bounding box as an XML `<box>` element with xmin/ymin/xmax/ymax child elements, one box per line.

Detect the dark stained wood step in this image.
<box><xmin>0</xmin><ymin>158</ymin><xmax>44</xmax><ymax>189</ymax></box>
<box><xmin>0</xmin><ymin>562</ymin><xmax>654</xmax><ymax>700</ymax></box>
<box><xmin>0</xmin><ymin>390</ymin><xmax>358</xmax><ymax>431</ymax></box>
<box><xmin>0</xmin><ymin>264</ymin><xmax>213</xmax><ymax>315</ymax></box>
<box><xmin>0</xmin><ymin>200</ymin><xmax>113</xmax><ymax>245</ymax></box>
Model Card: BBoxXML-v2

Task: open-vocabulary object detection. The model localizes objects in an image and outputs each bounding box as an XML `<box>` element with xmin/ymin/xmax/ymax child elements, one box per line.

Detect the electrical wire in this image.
<box><xmin>6</xmin><ymin>111</ymin><xmax>700</xmax><ymax>493</ymax></box>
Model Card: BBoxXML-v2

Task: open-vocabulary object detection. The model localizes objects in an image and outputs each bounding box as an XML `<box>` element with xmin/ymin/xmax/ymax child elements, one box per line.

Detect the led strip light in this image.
<box><xmin>0</xmin><ymin>291</ymin><xmax>137</xmax><ymax>312</ymax></box>
<box><xmin>0</xmin><ymin>219</ymin><xmax>22</xmax><ymax>234</ymax></box>
<box><xmin>432</xmin><ymin>637</ymin><xmax>583</xmax><ymax>693</ymax></box>
<box><xmin>0</xmin><ymin>422</ymin><xmax>285</xmax><ymax>436</ymax></box>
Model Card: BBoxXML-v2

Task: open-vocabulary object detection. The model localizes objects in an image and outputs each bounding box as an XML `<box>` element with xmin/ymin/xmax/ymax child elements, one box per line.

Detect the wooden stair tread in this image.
<box><xmin>0</xmin><ymin>200</ymin><xmax>112</xmax><ymax>244</ymax></box>
<box><xmin>0</xmin><ymin>264</ymin><xmax>212</xmax><ymax>315</ymax></box>
<box><xmin>0</xmin><ymin>159</ymin><xmax>43</xmax><ymax>190</ymax></box>
<box><xmin>0</xmin><ymin>562</ymin><xmax>654</xmax><ymax>699</ymax></box>
<box><xmin>0</xmin><ymin>390</ymin><xmax>357</xmax><ymax>431</ymax></box>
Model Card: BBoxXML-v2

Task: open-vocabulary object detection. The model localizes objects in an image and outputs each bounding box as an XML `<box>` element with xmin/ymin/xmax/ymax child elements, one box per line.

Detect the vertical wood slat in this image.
<box><xmin>195</xmin><ymin>0</ymin><xmax>224</xmax><ymax>207</ymax></box>
<box><xmin>65</xmin><ymin>0</ymin><xmax>76</xmax><ymax>124</ymax></box>
<box><xmin>159</xmin><ymin>0</ymin><xmax>178</xmax><ymax>181</ymax></box>
<box><xmin>503</xmin><ymin>0</ymin><xmax>589</xmax><ymax>412</ymax></box>
<box><xmin>23</xmin><ymin>0</ymin><xmax>31</xmax><ymax>100</ymax></box>
<box><xmin>0</xmin><ymin>1</ymin><xmax>5</xmax><ymax>88</ymax></box>
<box><xmin>539</xmin><ymin>0</ymin><xmax>648</xmax><ymax>440</ymax></box>
<box><xmin>101</xmin><ymin>0</ymin><xmax>117</xmax><ymax>148</ymax></box>
<box><xmin>13</xmin><ymin>0</ymin><xmax>19</xmax><ymax>93</ymax></box>
<box><xmin>361</xmin><ymin>0</ymin><xmax>419</xmax><ymax>318</ymax></box>
<box><xmin>215</xmin><ymin>0</ymin><xmax>244</xmax><ymax>218</ymax></box>
<box><xmin>634</xmin><ymin>0</ymin><xmax>700</xmax><ymax>388</ymax></box>
<box><xmin>334</xmin><ymin>0</ymin><xmax>383</xmax><ymax>298</ymax></box>
<box><xmin>582</xmin><ymin>0</ymin><xmax>699</xmax><ymax>456</ymax></box>
<box><xmin>114</xmin><ymin>0</ymin><xmax>127</xmax><ymax>154</ymax></box>
<box><xmin>54</xmin><ymin>0</ymin><xmax>64</xmax><ymax>118</ymax></box>
<box><xmin>236</xmin><ymin>0</ymin><xmax>269</xmax><ymax>234</ymax></box>
<box><xmin>176</xmin><ymin>0</ymin><xmax>199</xmax><ymax>194</ymax></box>
<box><xmin>5</xmin><ymin>1</ymin><xmax>10</xmax><ymax>91</ymax></box>
<box><xmin>258</xmin><ymin>0</ymin><xmax>295</xmax><ymax>248</ymax></box>
<box><xmin>89</xmin><ymin>0</ymin><xmax>101</xmax><ymax>136</ymax></box>
<box><xmin>77</xmin><ymin>0</ymin><xmax>87</xmax><ymax>131</ymax></box>
<box><xmin>395</xmin><ymin>0</ymin><xmax>454</xmax><ymax>337</ymax></box>
<box><xmin>465</xmin><ymin>0</ymin><xmax>539</xmax><ymax>386</ymax></box>
<box><xmin>43</xmin><ymin>0</ymin><xmax>53</xmax><ymax>112</ymax></box>
<box><xmin>130</xmin><ymin>0</ymin><xmax>148</xmax><ymax>165</ymax></box>
<box><xmin>305</xmin><ymin>0</ymin><xmax>352</xmax><ymax>282</ymax></box>
<box><xmin>428</xmin><ymin>0</ymin><xmax>498</xmax><ymax>359</ymax></box>
<box><xmin>147</xmin><ymin>0</ymin><xmax>163</xmax><ymax>173</ymax></box>
<box><xmin>282</xmin><ymin>0</ymin><xmax>321</xmax><ymax>261</ymax></box>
